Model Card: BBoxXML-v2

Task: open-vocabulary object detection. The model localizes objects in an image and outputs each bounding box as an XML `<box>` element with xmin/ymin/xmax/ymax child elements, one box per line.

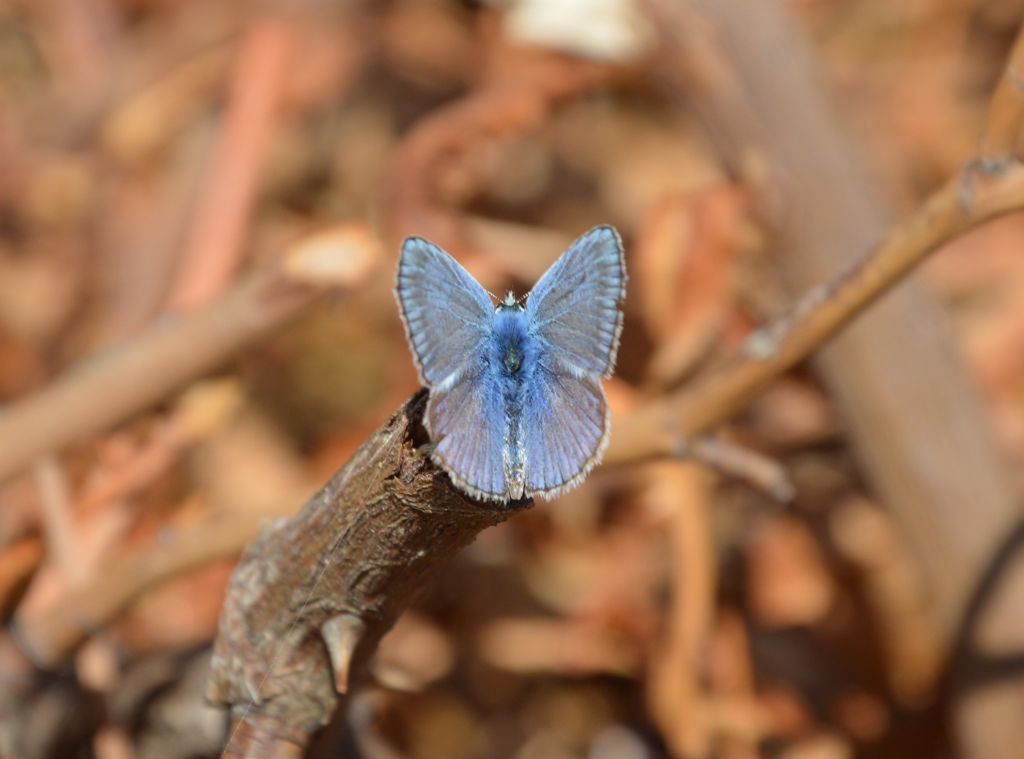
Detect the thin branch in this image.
<box><xmin>0</xmin><ymin>225</ymin><xmax>378</xmax><ymax>484</ymax></box>
<box><xmin>640</xmin><ymin>6</ymin><xmax>1024</xmax><ymax>757</ymax></box>
<box><xmin>605</xmin><ymin>156</ymin><xmax>1024</xmax><ymax>466</ymax></box>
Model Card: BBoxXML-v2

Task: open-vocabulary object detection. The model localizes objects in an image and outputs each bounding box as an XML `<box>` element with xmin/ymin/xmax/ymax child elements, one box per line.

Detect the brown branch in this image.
<box><xmin>605</xmin><ymin>158</ymin><xmax>1024</xmax><ymax>465</ymax></box>
<box><xmin>207</xmin><ymin>392</ymin><xmax>529</xmax><ymax>754</ymax></box>
<box><xmin>0</xmin><ymin>225</ymin><xmax>378</xmax><ymax>485</ymax></box>
<box><xmin>632</xmin><ymin>0</ymin><xmax>1024</xmax><ymax>628</ymax></box>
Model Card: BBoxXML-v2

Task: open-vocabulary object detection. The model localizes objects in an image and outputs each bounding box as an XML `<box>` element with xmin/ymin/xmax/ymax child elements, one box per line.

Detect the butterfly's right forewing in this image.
<box><xmin>525</xmin><ymin>226</ymin><xmax>626</xmax><ymax>378</ymax></box>
<box><xmin>396</xmin><ymin>238</ymin><xmax>494</xmax><ymax>387</ymax></box>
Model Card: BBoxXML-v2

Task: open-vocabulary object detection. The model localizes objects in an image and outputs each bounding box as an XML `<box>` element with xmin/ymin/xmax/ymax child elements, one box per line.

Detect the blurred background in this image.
<box><xmin>2</xmin><ymin>0</ymin><xmax>1024</xmax><ymax>757</ymax></box>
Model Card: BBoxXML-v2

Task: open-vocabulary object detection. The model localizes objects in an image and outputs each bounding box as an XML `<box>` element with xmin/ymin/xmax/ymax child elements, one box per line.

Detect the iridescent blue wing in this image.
<box><xmin>396</xmin><ymin>237</ymin><xmax>493</xmax><ymax>386</ymax></box>
<box><xmin>427</xmin><ymin>358</ymin><xmax>511</xmax><ymax>502</ymax></box>
<box><xmin>522</xmin><ymin>357</ymin><xmax>610</xmax><ymax>498</ymax></box>
<box><xmin>525</xmin><ymin>225</ymin><xmax>626</xmax><ymax>378</ymax></box>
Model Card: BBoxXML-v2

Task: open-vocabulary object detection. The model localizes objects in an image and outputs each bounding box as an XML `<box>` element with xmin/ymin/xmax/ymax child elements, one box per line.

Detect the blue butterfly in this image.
<box><xmin>395</xmin><ymin>225</ymin><xmax>626</xmax><ymax>503</ymax></box>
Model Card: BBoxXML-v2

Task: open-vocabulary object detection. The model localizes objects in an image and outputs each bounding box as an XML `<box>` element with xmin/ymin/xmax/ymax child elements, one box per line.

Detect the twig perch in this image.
<box><xmin>206</xmin><ymin>158</ymin><xmax>1024</xmax><ymax>752</ymax></box>
<box><xmin>207</xmin><ymin>392</ymin><xmax>528</xmax><ymax>757</ymax></box>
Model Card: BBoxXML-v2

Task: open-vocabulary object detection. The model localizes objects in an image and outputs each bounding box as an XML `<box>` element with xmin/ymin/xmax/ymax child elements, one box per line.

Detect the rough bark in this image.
<box><xmin>207</xmin><ymin>391</ymin><xmax>528</xmax><ymax>754</ymax></box>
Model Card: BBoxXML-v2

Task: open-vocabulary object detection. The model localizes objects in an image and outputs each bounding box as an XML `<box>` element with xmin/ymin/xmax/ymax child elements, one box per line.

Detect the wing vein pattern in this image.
<box><xmin>396</xmin><ymin>226</ymin><xmax>625</xmax><ymax>502</ymax></box>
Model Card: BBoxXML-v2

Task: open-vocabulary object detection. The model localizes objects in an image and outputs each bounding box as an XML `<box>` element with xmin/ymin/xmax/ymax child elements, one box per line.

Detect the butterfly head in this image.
<box><xmin>497</xmin><ymin>291</ymin><xmax>524</xmax><ymax>311</ymax></box>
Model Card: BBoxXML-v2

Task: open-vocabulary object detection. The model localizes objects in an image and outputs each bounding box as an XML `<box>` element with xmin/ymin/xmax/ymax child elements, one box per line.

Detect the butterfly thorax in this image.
<box><xmin>491</xmin><ymin>306</ymin><xmax>530</xmax><ymax>378</ymax></box>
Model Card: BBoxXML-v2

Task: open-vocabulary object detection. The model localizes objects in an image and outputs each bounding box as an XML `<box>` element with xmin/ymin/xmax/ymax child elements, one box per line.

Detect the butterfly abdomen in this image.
<box><xmin>490</xmin><ymin>308</ymin><xmax>536</xmax><ymax>499</ymax></box>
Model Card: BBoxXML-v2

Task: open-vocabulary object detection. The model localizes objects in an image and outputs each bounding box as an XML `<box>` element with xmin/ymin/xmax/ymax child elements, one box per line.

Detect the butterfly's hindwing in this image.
<box><xmin>519</xmin><ymin>351</ymin><xmax>609</xmax><ymax>497</ymax></box>
<box><xmin>427</xmin><ymin>359</ymin><xmax>510</xmax><ymax>501</ymax></box>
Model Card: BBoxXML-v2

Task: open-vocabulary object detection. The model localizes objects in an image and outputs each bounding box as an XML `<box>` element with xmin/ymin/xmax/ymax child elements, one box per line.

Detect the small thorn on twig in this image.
<box><xmin>204</xmin><ymin>672</ymin><xmax>229</xmax><ymax>703</ymax></box>
<box><xmin>321</xmin><ymin>613</ymin><xmax>366</xmax><ymax>694</ymax></box>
